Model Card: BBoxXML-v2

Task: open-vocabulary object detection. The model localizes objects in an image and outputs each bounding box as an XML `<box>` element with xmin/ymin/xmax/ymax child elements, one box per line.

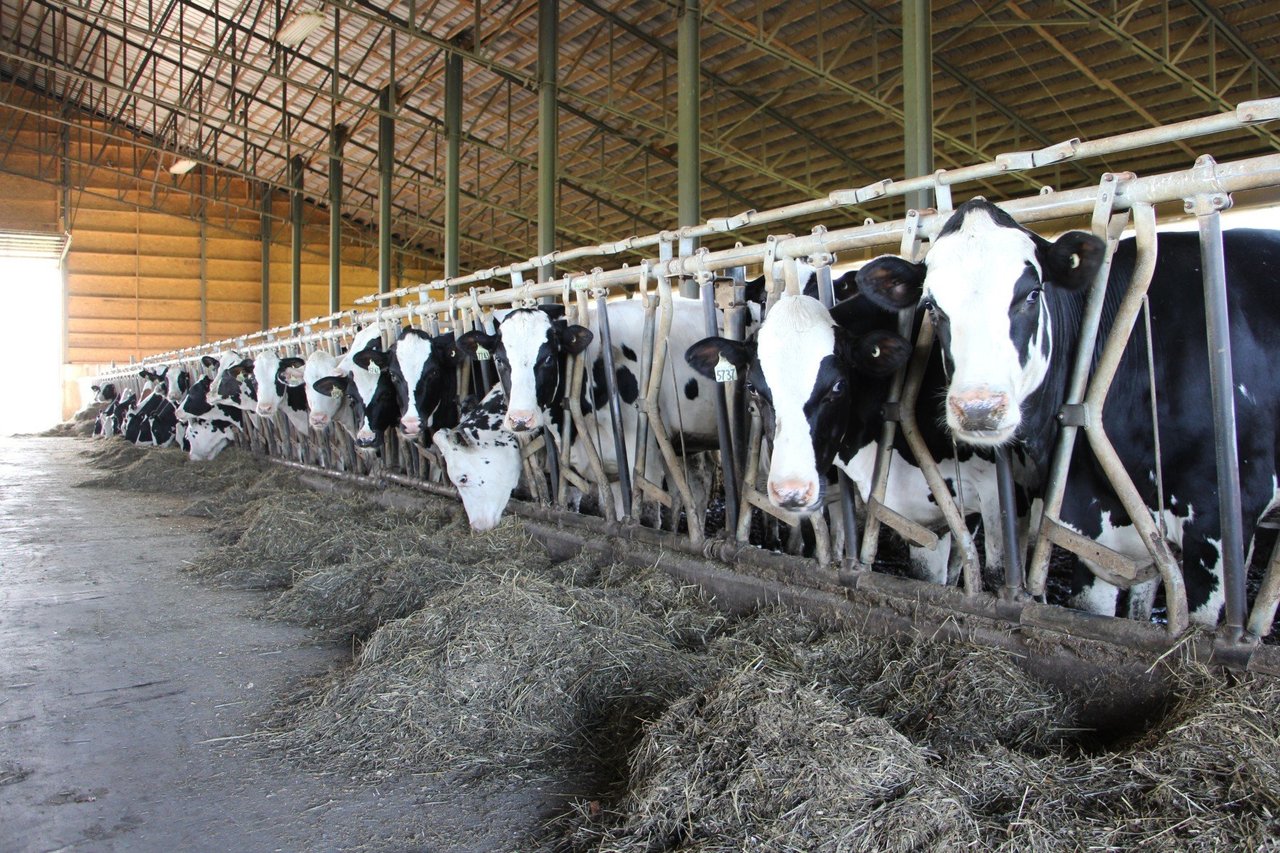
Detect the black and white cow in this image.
<box><xmin>207</xmin><ymin>350</ymin><xmax>258</xmax><ymax>414</ymax></box>
<box><xmin>90</xmin><ymin>383</ymin><xmax>120</xmax><ymax>437</ymax></box>
<box><xmin>303</xmin><ymin>348</ymin><xmax>354</xmax><ymax>432</ymax></box>
<box><xmin>457</xmin><ymin>297</ymin><xmax>721</xmax><ymax>518</ymax></box>
<box><xmin>163</xmin><ymin>364</ymin><xmax>193</xmax><ymax>403</ymax></box>
<box><xmin>686</xmin><ymin>291</ymin><xmax>1012</xmax><ymax>583</ymax></box>
<box><xmin>252</xmin><ymin>351</ymin><xmax>310</xmax><ymax>435</ymax></box>
<box><xmin>857</xmin><ymin>197</ymin><xmax>1280</xmax><ymax>625</ymax></box>
<box><xmin>123</xmin><ymin>383</ymin><xmax>179</xmax><ymax>447</ymax></box>
<box><xmin>387</xmin><ymin>328</ymin><xmax>462</xmax><ymax>442</ymax></box>
<box><xmin>433</xmin><ymin>384</ymin><xmax>521</xmax><ymax>531</ymax></box>
<box><xmin>175</xmin><ymin>374</ymin><xmax>240</xmax><ymax>460</ymax></box>
<box><xmin>95</xmin><ymin>387</ymin><xmax>138</xmax><ymax>438</ymax></box>
<box><xmin>336</xmin><ymin>325</ymin><xmax>403</xmax><ymax>449</ymax></box>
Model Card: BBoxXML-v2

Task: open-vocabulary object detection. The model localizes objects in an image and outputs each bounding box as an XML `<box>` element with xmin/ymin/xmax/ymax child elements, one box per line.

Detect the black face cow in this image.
<box><xmin>335</xmin><ymin>325</ymin><xmax>403</xmax><ymax>449</ymax></box>
<box><xmin>858</xmin><ymin>197</ymin><xmax>1280</xmax><ymax>624</ymax></box>
<box><xmin>123</xmin><ymin>382</ymin><xmax>179</xmax><ymax>447</ymax></box>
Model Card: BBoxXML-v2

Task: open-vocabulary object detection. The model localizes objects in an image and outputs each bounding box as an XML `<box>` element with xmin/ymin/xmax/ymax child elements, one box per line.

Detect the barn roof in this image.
<box><xmin>0</xmin><ymin>0</ymin><xmax>1276</xmax><ymax>274</ymax></box>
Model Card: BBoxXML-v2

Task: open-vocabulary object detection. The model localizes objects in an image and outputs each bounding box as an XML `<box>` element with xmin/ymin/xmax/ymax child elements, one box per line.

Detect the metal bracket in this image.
<box><xmin>1184</xmin><ymin>155</ymin><xmax>1233</xmax><ymax>215</ymax></box>
<box><xmin>1031</xmin><ymin>138</ymin><xmax>1080</xmax><ymax>167</ymax></box>
<box><xmin>899</xmin><ymin>209</ymin><xmax>922</xmax><ymax>261</ymax></box>
<box><xmin>932</xmin><ymin>170</ymin><xmax>953</xmax><ymax>213</ymax></box>
<box><xmin>1058</xmin><ymin>403</ymin><xmax>1090</xmax><ymax>428</ymax></box>
<box><xmin>708</xmin><ymin>210</ymin><xmax>755</xmax><ymax>232</ymax></box>
<box><xmin>1237</xmin><ymin>97</ymin><xmax>1280</xmax><ymax>123</ymax></box>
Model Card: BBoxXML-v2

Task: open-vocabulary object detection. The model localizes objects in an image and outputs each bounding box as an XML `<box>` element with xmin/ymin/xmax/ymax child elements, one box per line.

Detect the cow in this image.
<box><xmin>456</xmin><ymin>298</ymin><xmax>722</xmax><ymax>520</ymax></box>
<box><xmin>123</xmin><ymin>382</ymin><xmax>179</xmax><ymax>447</ymax></box>
<box><xmin>387</xmin><ymin>328</ymin><xmax>462</xmax><ymax>442</ymax></box>
<box><xmin>855</xmin><ymin>197</ymin><xmax>1280</xmax><ymax>625</ymax></box>
<box><xmin>95</xmin><ymin>387</ymin><xmax>138</xmax><ymax>438</ymax></box>
<box><xmin>90</xmin><ymin>383</ymin><xmax>120</xmax><ymax>437</ymax></box>
<box><xmin>206</xmin><ymin>350</ymin><xmax>257</xmax><ymax>414</ymax></box>
<box><xmin>303</xmin><ymin>349</ymin><xmax>351</xmax><ymax>431</ymax></box>
<box><xmin>433</xmin><ymin>384</ymin><xmax>521</xmax><ymax>531</ymax></box>
<box><xmin>174</xmin><ymin>374</ymin><xmax>242</xmax><ymax>460</ymax></box>
<box><xmin>163</xmin><ymin>364</ymin><xmax>193</xmax><ymax>403</ymax></box>
<box><xmin>685</xmin><ymin>292</ymin><xmax>1013</xmax><ymax>584</ymax></box>
<box><xmin>336</xmin><ymin>326</ymin><xmax>403</xmax><ymax>449</ymax></box>
<box><xmin>252</xmin><ymin>351</ymin><xmax>310</xmax><ymax>434</ymax></box>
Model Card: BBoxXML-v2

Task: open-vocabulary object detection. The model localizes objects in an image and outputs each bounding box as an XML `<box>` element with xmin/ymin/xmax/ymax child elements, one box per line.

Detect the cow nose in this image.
<box><xmin>400</xmin><ymin>416</ymin><xmax>421</xmax><ymax>436</ymax></box>
<box><xmin>257</xmin><ymin>403</ymin><xmax>275</xmax><ymax>415</ymax></box>
<box><xmin>949</xmin><ymin>389</ymin><xmax>1010</xmax><ymax>432</ymax></box>
<box><xmin>505</xmin><ymin>410</ymin><xmax>537</xmax><ymax>432</ymax></box>
<box><xmin>310</xmin><ymin>413</ymin><xmax>330</xmax><ymax>427</ymax></box>
<box><xmin>768</xmin><ymin>478</ymin><xmax>817</xmax><ymax>511</ymax></box>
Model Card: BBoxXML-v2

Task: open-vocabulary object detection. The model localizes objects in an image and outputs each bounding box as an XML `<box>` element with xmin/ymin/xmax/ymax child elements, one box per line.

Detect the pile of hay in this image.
<box><xmin>267</xmin><ymin>571</ymin><xmax>713</xmax><ymax>777</ymax></box>
<box><xmin>566</xmin><ymin>666</ymin><xmax>973</xmax><ymax>853</ymax></box>
<box><xmin>41</xmin><ymin>404</ymin><xmax>102</xmax><ymax>437</ymax></box>
<box><xmin>185</xmin><ymin>491</ymin><xmax>385</xmax><ymax>589</ymax></box>
<box><xmin>79</xmin><ymin>445</ymin><xmax>270</xmax><ymax>495</ymax></box>
<box><xmin>81</xmin><ymin>438</ymin><xmax>148</xmax><ymax>470</ymax></box>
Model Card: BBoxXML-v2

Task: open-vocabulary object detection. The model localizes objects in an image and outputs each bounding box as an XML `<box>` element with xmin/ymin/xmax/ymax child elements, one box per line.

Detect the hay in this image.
<box><xmin>567</xmin><ymin>667</ymin><xmax>974</xmax><ymax>853</ymax></box>
<box><xmin>267</xmin><ymin>571</ymin><xmax>710</xmax><ymax>777</ymax></box>
<box><xmin>79</xmin><ymin>445</ymin><xmax>270</xmax><ymax>495</ymax></box>
<box><xmin>184</xmin><ymin>492</ymin><xmax>384</xmax><ymax>589</ymax></box>
<box><xmin>81</xmin><ymin>437</ymin><xmax>148</xmax><ymax>470</ymax></box>
<box><xmin>41</xmin><ymin>404</ymin><xmax>101</xmax><ymax>437</ymax></box>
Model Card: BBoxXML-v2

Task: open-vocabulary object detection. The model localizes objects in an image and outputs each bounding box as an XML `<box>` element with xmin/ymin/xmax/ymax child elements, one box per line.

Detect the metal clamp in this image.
<box><xmin>708</xmin><ymin>210</ymin><xmax>755</xmax><ymax>232</ymax></box>
<box><xmin>899</xmin><ymin>209</ymin><xmax>922</xmax><ymax>261</ymax></box>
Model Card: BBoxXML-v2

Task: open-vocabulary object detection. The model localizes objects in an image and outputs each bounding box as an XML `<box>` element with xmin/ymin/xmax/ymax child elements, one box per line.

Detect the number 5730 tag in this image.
<box><xmin>714</xmin><ymin>354</ymin><xmax>737</xmax><ymax>383</ymax></box>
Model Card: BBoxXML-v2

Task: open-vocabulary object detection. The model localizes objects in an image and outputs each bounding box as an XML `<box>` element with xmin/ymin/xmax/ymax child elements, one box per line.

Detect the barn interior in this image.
<box><xmin>3</xmin><ymin>1</ymin><xmax>1280</xmax><ymax>850</ymax></box>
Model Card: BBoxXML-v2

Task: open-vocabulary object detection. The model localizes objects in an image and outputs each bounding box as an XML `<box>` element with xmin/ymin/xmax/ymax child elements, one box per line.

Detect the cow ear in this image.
<box><xmin>201</xmin><ymin>355</ymin><xmax>219</xmax><ymax>369</ymax></box>
<box><xmin>743</xmin><ymin>276</ymin><xmax>766</xmax><ymax>307</ymax></box>
<box><xmin>432</xmin><ymin>428</ymin><xmax>464</xmax><ymax>457</ymax></box>
<box><xmin>279</xmin><ymin>356</ymin><xmax>305</xmax><ymax>370</ymax></box>
<box><xmin>839</xmin><ymin>328</ymin><xmax>912</xmax><ymax>377</ymax></box>
<box><xmin>684</xmin><ymin>336</ymin><xmax>755</xmax><ymax>380</ymax></box>
<box><xmin>1039</xmin><ymin>231</ymin><xmax>1105</xmax><ymax>291</ymax></box>
<box><xmin>311</xmin><ymin>376</ymin><xmax>346</xmax><ymax>397</ymax></box>
<box><xmin>457</xmin><ymin>330</ymin><xmax>499</xmax><ymax>360</ymax></box>
<box><xmin>559</xmin><ymin>323</ymin><xmax>594</xmax><ymax>355</ymax></box>
<box><xmin>353</xmin><ymin>348</ymin><xmax>388</xmax><ymax>370</ymax></box>
<box><xmin>538</xmin><ymin>304</ymin><xmax>567</xmax><ymax>321</ymax></box>
<box><xmin>433</xmin><ymin>333</ymin><xmax>463</xmax><ymax>365</ymax></box>
<box><xmin>856</xmin><ymin>256</ymin><xmax>926</xmax><ymax>310</ymax></box>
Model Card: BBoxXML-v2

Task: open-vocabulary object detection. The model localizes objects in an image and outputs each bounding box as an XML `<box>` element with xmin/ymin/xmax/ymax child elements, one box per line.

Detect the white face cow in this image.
<box><xmin>304</xmin><ymin>349</ymin><xmax>348</xmax><ymax>429</ymax></box>
<box><xmin>206</xmin><ymin>350</ymin><xmax>257</xmax><ymax>411</ymax></box>
<box><xmin>857</xmin><ymin>199</ymin><xmax>1102</xmax><ymax>447</ymax></box>
<box><xmin>433</xmin><ymin>386</ymin><xmax>521</xmax><ymax>531</ymax></box>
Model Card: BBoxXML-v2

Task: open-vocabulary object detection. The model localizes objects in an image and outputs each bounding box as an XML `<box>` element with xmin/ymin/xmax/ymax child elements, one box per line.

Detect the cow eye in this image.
<box><xmin>829</xmin><ymin>379</ymin><xmax>846</xmax><ymax>397</ymax></box>
<box><xmin>1025</xmin><ymin>289</ymin><xmax>1042</xmax><ymax>306</ymax></box>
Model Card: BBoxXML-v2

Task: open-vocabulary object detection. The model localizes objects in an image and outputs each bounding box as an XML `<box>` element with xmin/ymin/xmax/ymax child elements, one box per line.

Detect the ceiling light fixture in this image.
<box><xmin>276</xmin><ymin>10</ymin><xmax>327</xmax><ymax>46</ymax></box>
<box><xmin>168</xmin><ymin>158</ymin><xmax>199</xmax><ymax>175</ymax></box>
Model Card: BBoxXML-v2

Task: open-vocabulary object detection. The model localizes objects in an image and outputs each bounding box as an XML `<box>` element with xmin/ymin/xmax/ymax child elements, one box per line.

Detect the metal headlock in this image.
<box><xmin>95</xmin><ymin>100</ymin><xmax>1280</xmax><ymax>656</ymax></box>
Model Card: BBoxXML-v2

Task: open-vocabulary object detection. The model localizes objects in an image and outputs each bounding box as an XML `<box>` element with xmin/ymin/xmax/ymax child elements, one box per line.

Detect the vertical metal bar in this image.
<box><xmin>289</xmin><ymin>155</ymin><xmax>303</xmax><ymax>324</ymax></box>
<box><xmin>995</xmin><ymin>447</ymin><xmax>1023</xmax><ymax>599</ymax></box>
<box><xmin>1195</xmin><ymin>191</ymin><xmax>1247</xmax><ymax>641</ymax></box>
<box><xmin>199</xmin><ymin>203</ymin><xmax>208</xmax><ymax>344</ymax></box>
<box><xmin>700</xmin><ymin>275</ymin><xmax>738</xmax><ymax>533</ymax></box>
<box><xmin>677</xmin><ymin>0</ymin><xmax>700</xmax><ymax>299</ymax></box>
<box><xmin>260</xmin><ymin>181</ymin><xmax>271</xmax><ymax>329</ymax></box>
<box><xmin>815</xmin><ymin>263</ymin><xmax>860</xmax><ymax>567</ymax></box>
<box><xmin>595</xmin><ymin>291</ymin><xmax>633</xmax><ymax>518</ymax></box>
<box><xmin>378</xmin><ymin>85</ymin><xmax>394</xmax><ymax>296</ymax></box>
<box><xmin>537</xmin><ymin>0</ymin><xmax>557</xmax><ymax>283</ymax></box>
<box><xmin>328</xmin><ymin>125</ymin><xmax>346</xmax><ymax>315</ymax></box>
<box><xmin>444</xmin><ymin>51</ymin><xmax>462</xmax><ymax>284</ymax></box>
<box><xmin>902</xmin><ymin>0</ymin><xmax>933</xmax><ymax>212</ymax></box>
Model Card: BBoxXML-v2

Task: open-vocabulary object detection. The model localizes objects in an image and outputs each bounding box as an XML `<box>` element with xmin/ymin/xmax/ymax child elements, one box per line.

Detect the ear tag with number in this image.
<box><xmin>367</xmin><ymin>362</ymin><xmax>380</xmax><ymax>376</ymax></box>
<box><xmin>714</xmin><ymin>354</ymin><xmax>737</xmax><ymax>383</ymax></box>
<box><xmin>329</xmin><ymin>387</ymin><xmax>343</xmax><ymax>400</ymax></box>
<box><xmin>475</xmin><ymin>344</ymin><xmax>492</xmax><ymax>362</ymax></box>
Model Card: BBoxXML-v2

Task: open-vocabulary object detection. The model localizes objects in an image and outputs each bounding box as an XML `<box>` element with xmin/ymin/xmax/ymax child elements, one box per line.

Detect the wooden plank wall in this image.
<box><xmin>0</xmin><ymin>102</ymin><xmax>430</xmax><ymax>379</ymax></box>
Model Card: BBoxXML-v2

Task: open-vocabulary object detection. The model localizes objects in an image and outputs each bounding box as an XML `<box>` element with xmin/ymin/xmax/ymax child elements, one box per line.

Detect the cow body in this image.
<box><xmin>123</xmin><ymin>386</ymin><xmax>179</xmax><ymax>447</ymax></box>
<box><xmin>857</xmin><ymin>198</ymin><xmax>1280</xmax><ymax>625</ymax></box>
<box><xmin>433</xmin><ymin>385</ymin><xmax>521</xmax><ymax>531</ymax></box>
<box><xmin>175</xmin><ymin>375</ymin><xmax>241</xmax><ymax>460</ymax></box>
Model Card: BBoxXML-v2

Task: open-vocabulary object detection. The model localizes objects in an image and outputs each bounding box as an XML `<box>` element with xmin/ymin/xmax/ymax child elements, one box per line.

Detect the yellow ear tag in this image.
<box><xmin>714</xmin><ymin>354</ymin><xmax>737</xmax><ymax>383</ymax></box>
<box><xmin>475</xmin><ymin>344</ymin><xmax>492</xmax><ymax>362</ymax></box>
<box><xmin>329</xmin><ymin>387</ymin><xmax>342</xmax><ymax>400</ymax></box>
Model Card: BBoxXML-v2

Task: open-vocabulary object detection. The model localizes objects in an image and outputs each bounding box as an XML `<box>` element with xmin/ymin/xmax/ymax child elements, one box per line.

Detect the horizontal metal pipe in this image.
<box><xmin>97</xmin><ymin>151</ymin><xmax>1280</xmax><ymax>379</ymax></box>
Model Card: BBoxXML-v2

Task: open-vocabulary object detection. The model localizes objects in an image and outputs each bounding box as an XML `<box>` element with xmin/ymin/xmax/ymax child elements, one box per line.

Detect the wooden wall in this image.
<box><xmin>0</xmin><ymin>101</ymin><xmax>430</xmax><ymax>414</ymax></box>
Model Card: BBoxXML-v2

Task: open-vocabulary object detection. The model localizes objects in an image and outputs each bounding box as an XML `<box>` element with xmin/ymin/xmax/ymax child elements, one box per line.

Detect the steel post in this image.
<box><xmin>700</xmin><ymin>274</ymin><xmax>738</xmax><ymax>533</ymax></box>
<box><xmin>996</xmin><ymin>447</ymin><xmax>1024</xmax><ymax>600</ymax></box>
<box><xmin>378</xmin><ymin>85</ymin><xmax>394</xmax><ymax>296</ymax></box>
<box><xmin>328</xmin><ymin>125</ymin><xmax>347</xmax><ymax>315</ymax></box>
<box><xmin>537</xmin><ymin>0</ymin><xmax>558</xmax><ymax>283</ymax></box>
<box><xmin>677</xmin><ymin>0</ymin><xmax>701</xmax><ymax>298</ymax></box>
<box><xmin>594</xmin><ymin>291</ymin><xmax>633</xmax><ymax>518</ymax></box>
<box><xmin>445</xmin><ymin>52</ymin><xmax>462</xmax><ymax>283</ymax></box>
<box><xmin>289</xmin><ymin>155</ymin><xmax>303</xmax><ymax>324</ymax></box>
<box><xmin>902</xmin><ymin>0</ymin><xmax>933</xmax><ymax>213</ymax></box>
<box><xmin>1192</xmin><ymin>180</ymin><xmax>1247</xmax><ymax>641</ymax></box>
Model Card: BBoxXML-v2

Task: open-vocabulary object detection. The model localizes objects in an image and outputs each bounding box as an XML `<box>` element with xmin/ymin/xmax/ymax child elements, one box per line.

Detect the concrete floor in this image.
<box><xmin>0</xmin><ymin>437</ymin><xmax>561</xmax><ymax>853</ymax></box>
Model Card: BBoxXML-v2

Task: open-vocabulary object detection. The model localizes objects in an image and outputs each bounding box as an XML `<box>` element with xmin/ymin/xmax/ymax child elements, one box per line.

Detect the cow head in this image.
<box><xmin>857</xmin><ymin>198</ymin><xmax>1104</xmax><ymax>447</ymax></box>
<box><xmin>457</xmin><ymin>306</ymin><xmax>592</xmax><ymax>432</ymax></box>
<box><xmin>389</xmin><ymin>329</ymin><xmax>461</xmax><ymax>439</ymax></box>
<box><xmin>185</xmin><ymin>419</ymin><xmax>234</xmax><ymax>461</ymax></box>
<box><xmin>93</xmin><ymin>383</ymin><xmax>117</xmax><ymax>403</ymax></box>
<box><xmin>303</xmin><ymin>350</ymin><xmax>348</xmax><ymax>429</ymax></box>
<box><xmin>164</xmin><ymin>365</ymin><xmax>191</xmax><ymax>402</ymax></box>
<box><xmin>686</xmin><ymin>294</ymin><xmax>910</xmax><ymax>513</ymax></box>
<box><xmin>432</xmin><ymin>387</ymin><xmax>521</xmax><ymax>531</ymax></box>
<box><xmin>253</xmin><ymin>352</ymin><xmax>306</xmax><ymax>416</ymax></box>
<box><xmin>210</xmin><ymin>350</ymin><xmax>257</xmax><ymax>406</ymax></box>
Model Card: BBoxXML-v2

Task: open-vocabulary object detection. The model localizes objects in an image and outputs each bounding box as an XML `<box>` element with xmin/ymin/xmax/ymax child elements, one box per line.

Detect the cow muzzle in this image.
<box><xmin>256</xmin><ymin>402</ymin><xmax>276</xmax><ymax>415</ymax></box>
<box><xmin>310</xmin><ymin>413</ymin><xmax>330</xmax><ymax>428</ymax></box>
<box><xmin>948</xmin><ymin>388</ymin><xmax>1012</xmax><ymax>438</ymax></box>
<box><xmin>768</xmin><ymin>478</ymin><xmax>819</xmax><ymax>512</ymax></box>
<box><xmin>504</xmin><ymin>409</ymin><xmax>539</xmax><ymax>432</ymax></box>
<box><xmin>400</xmin><ymin>415</ymin><xmax>421</xmax><ymax>437</ymax></box>
<box><xmin>356</xmin><ymin>429</ymin><xmax>382</xmax><ymax>448</ymax></box>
